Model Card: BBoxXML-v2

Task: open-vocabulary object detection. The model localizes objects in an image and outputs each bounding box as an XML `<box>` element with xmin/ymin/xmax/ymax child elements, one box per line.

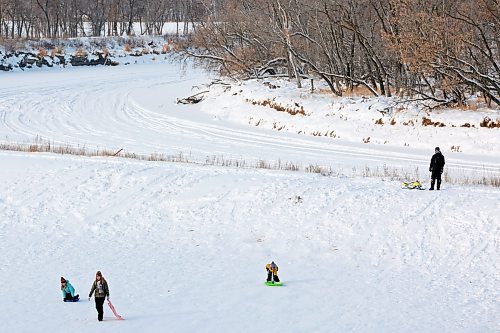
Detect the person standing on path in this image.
<box><xmin>429</xmin><ymin>147</ymin><xmax>446</xmax><ymax>190</ymax></box>
<box><xmin>88</xmin><ymin>271</ymin><xmax>109</xmax><ymax>321</ymax></box>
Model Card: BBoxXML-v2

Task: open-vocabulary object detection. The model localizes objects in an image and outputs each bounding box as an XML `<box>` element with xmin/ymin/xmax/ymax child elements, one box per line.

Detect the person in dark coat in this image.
<box><xmin>88</xmin><ymin>271</ymin><xmax>109</xmax><ymax>321</ymax></box>
<box><xmin>429</xmin><ymin>147</ymin><xmax>446</xmax><ymax>190</ymax></box>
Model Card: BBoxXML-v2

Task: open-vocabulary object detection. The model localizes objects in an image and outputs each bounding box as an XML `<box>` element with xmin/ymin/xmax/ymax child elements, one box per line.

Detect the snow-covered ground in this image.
<box><xmin>200</xmin><ymin>78</ymin><xmax>500</xmax><ymax>155</ymax></box>
<box><xmin>0</xmin><ymin>56</ymin><xmax>499</xmax><ymax>332</ymax></box>
<box><xmin>0</xmin><ymin>151</ymin><xmax>498</xmax><ymax>332</ymax></box>
<box><xmin>0</xmin><ymin>61</ymin><xmax>499</xmax><ymax>183</ymax></box>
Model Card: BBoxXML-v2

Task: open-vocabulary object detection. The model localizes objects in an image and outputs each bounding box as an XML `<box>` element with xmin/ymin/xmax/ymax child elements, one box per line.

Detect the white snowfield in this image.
<box><xmin>0</xmin><ymin>152</ymin><xmax>498</xmax><ymax>332</ymax></box>
<box><xmin>0</xmin><ymin>60</ymin><xmax>499</xmax><ymax>332</ymax></box>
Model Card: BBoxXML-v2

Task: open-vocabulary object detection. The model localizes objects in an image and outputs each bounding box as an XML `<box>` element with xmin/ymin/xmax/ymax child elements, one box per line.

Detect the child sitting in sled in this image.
<box><xmin>266</xmin><ymin>261</ymin><xmax>280</xmax><ymax>283</ymax></box>
<box><xmin>61</xmin><ymin>277</ymin><xmax>79</xmax><ymax>302</ymax></box>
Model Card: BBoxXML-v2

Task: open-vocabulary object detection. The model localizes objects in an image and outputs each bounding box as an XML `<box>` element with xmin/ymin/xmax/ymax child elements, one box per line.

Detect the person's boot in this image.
<box><xmin>437</xmin><ymin>180</ymin><xmax>441</xmax><ymax>190</ymax></box>
<box><xmin>429</xmin><ymin>179</ymin><xmax>435</xmax><ymax>190</ymax></box>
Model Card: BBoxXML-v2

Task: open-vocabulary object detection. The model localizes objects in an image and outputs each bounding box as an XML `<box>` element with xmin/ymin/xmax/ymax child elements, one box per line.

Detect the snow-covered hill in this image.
<box><xmin>0</xmin><ymin>151</ymin><xmax>498</xmax><ymax>332</ymax></box>
<box><xmin>0</xmin><ymin>55</ymin><xmax>499</xmax><ymax>333</ymax></box>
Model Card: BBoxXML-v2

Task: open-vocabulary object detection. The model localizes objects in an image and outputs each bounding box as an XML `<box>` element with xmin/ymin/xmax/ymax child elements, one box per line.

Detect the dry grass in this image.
<box><xmin>246</xmin><ymin>98</ymin><xmax>307</xmax><ymax>116</ymax></box>
<box><xmin>123</xmin><ymin>43</ymin><xmax>132</xmax><ymax>53</ymax></box>
<box><xmin>75</xmin><ymin>47</ymin><xmax>87</xmax><ymax>57</ymax></box>
<box><xmin>1</xmin><ymin>140</ymin><xmax>498</xmax><ymax>187</ymax></box>
<box><xmin>457</xmin><ymin>100</ymin><xmax>479</xmax><ymax>111</ymax></box>
<box><xmin>272</xmin><ymin>122</ymin><xmax>285</xmax><ymax>131</ymax></box>
<box><xmin>422</xmin><ymin>117</ymin><xmax>446</xmax><ymax>127</ymax></box>
<box><xmin>162</xmin><ymin>43</ymin><xmax>170</xmax><ymax>54</ymax></box>
<box><xmin>310</xmin><ymin>130</ymin><xmax>337</xmax><ymax>138</ymax></box>
<box><xmin>480</xmin><ymin>116</ymin><xmax>500</xmax><ymax>128</ymax></box>
<box><xmin>37</xmin><ymin>47</ymin><xmax>47</xmax><ymax>57</ymax></box>
<box><xmin>171</xmin><ymin>40</ymin><xmax>185</xmax><ymax>52</ymax></box>
<box><xmin>55</xmin><ymin>46</ymin><xmax>64</xmax><ymax>55</ymax></box>
<box><xmin>343</xmin><ymin>85</ymin><xmax>375</xmax><ymax>97</ymax></box>
<box><xmin>309</xmin><ymin>86</ymin><xmax>375</xmax><ymax>97</ymax></box>
<box><xmin>50</xmin><ymin>46</ymin><xmax>64</xmax><ymax>57</ymax></box>
<box><xmin>317</xmin><ymin>87</ymin><xmax>333</xmax><ymax>95</ymax></box>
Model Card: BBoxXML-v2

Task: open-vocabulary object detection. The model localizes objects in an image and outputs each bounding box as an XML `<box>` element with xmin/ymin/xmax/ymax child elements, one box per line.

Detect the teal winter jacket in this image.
<box><xmin>61</xmin><ymin>280</ymin><xmax>76</xmax><ymax>297</ymax></box>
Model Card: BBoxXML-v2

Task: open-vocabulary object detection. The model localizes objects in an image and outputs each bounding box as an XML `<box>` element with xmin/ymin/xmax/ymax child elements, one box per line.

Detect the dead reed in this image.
<box><xmin>1</xmin><ymin>140</ymin><xmax>498</xmax><ymax>187</ymax></box>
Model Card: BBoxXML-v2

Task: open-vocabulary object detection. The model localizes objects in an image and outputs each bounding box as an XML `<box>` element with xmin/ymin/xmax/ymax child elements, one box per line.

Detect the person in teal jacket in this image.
<box><xmin>61</xmin><ymin>277</ymin><xmax>79</xmax><ymax>302</ymax></box>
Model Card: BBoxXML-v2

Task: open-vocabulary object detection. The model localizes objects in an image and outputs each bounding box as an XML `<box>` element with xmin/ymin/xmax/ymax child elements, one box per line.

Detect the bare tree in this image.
<box><xmin>185</xmin><ymin>0</ymin><xmax>499</xmax><ymax>105</ymax></box>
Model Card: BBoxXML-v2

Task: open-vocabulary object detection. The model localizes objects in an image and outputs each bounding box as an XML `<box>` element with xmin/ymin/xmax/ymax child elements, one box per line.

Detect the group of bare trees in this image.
<box><xmin>190</xmin><ymin>0</ymin><xmax>500</xmax><ymax>106</ymax></box>
<box><xmin>0</xmin><ymin>0</ymin><xmax>222</xmax><ymax>39</ymax></box>
<box><xmin>1</xmin><ymin>0</ymin><xmax>498</xmax><ymax>106</ymax></box>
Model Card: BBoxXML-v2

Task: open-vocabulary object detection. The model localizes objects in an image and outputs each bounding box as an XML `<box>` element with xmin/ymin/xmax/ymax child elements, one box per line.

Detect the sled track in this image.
<box><xmin>0</xmin><ymin>65</ymin><xmax>499</xmax><ymax>178</ymax></box>
<box><xmin>125</xmin><ymin>99</ymin><xmax>500</xmax><ymax>174</ymax></box>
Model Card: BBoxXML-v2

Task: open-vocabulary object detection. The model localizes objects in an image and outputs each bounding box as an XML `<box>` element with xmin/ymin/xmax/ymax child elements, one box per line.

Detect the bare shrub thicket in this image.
<box><xmin>187</xmin><ymin>0</ymin><xmax>500</xmax><ymax>107</ymax></box>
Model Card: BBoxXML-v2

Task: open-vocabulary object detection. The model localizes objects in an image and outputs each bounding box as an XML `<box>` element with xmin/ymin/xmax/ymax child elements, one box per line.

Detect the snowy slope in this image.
<box><xmin>0</xmin><ymin>151</ymin><xmax>498</xmax><ymax>333</ymax></box>
<box><xmin>199</xmin><ymin>78</ymin><xmax>500</xmax><ymax>155</ymax></box>
<box><xmin>0</xmin><ymin>61</ymin><xmax>499</xmax><ymax>184</ymax></box>
<box><xmin>0</xmin><ymin>57</ymin><xmax>499</xmax><ymax>333</ymax></box>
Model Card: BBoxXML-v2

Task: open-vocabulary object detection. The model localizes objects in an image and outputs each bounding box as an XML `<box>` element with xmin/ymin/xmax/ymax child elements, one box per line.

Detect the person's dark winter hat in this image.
<box><xmin>435</xmin><ymin>147</ymin><xmax>440</xmax><ymax>152</ymax></box>
<box><xmin>60</xmin><ymin>277</ymin><xmax>66</xmax><ymax>283</ymax></box>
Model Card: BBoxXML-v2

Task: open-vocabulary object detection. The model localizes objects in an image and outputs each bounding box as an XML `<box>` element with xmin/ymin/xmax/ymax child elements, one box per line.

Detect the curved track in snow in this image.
<box><xmin>0</xmin><ymin>63</ymin><xmax>499</xmax><ymax>179</ymax></box>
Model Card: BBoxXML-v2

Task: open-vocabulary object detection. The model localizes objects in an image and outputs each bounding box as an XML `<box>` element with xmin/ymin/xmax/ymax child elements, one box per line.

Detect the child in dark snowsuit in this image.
<box><xmin>429</xmin><ymin>147</ymin><xmax>446</xmax><ymax>190</ymax></box>
<box><xmin>60</xmin><ymin>277</ymin><xmax>79</xmax><ymax>302</ymax></box>
<box><xmin>266</xmin><ymin>261</ymin><xmax>280</xmax><ymax>283</ymax></box>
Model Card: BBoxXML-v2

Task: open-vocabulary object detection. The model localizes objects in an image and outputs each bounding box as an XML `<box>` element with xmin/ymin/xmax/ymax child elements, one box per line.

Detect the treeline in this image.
<box><xmin>189</xmin><ymin>0</ymin><xmax>500</xmax><ymax>107</ymax></box>
<box><xmin>0</xmin><ymin>0</ymin><xmax>223</xmax><ymax>38</ymax></box>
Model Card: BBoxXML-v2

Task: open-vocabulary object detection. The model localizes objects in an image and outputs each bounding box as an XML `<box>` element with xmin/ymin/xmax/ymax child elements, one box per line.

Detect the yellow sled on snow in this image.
<box><xmin>401</xmin><ymin>181</ymin><xmax>425</xmax><ymax>190</ymax></box>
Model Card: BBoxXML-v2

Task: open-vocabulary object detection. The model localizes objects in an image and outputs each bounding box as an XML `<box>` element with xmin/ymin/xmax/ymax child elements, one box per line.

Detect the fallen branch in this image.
<box><xmin>177</xmin><ymin>90</ymin><xmax>209</xmax><ymax>104</ymax></box>
<box><xmin>111</xmin><ymin>148</ymin><xmax>123</xmax><ymax>157</ymax></box>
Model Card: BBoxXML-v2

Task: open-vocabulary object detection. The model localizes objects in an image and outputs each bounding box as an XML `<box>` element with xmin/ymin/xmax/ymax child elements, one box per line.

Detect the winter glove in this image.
<box><xmin>106</xmin><ymin>296</ymin><xmax>109</xmax><ymax>301</ymax></box>
<box><xmin>88</xmin><ymin>297</ymin><xmax>91</xmax><ymax>301</ymax></box>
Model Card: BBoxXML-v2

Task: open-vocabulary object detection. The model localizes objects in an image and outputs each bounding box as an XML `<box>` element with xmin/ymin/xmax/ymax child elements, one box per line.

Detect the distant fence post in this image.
<box><xmin>310</xmin><ymin>78</ymin><xmax>314</xmax><ymax>93</ymax></box>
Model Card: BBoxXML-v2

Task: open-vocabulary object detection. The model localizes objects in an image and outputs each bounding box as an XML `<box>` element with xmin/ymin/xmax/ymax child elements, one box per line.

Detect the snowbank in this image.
<box><xmin>198</xmin><ymin>78</ymin><xmax>500</xmax><ymax>155</ymax></box>
<box><xmin>0</xmin><ymin>36</ymin><xmax>177</xmax><ymax>71</ymax></box>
